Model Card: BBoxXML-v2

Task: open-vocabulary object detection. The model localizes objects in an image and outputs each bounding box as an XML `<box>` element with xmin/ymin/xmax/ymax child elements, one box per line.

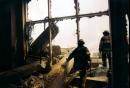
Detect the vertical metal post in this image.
<box><xmin>48</xmin><ymin>0</ymin><xmax>53</xmax><ymax>66</ymax></box>
<box><xmin>109</xmin><ymin>0</ymin><xmax>129</xmax><ymax>88</ymax></box>
<box><xmin>74</xmin><ymin>0</ymin><xmax>80</xmax><ymax>43</ymax></box>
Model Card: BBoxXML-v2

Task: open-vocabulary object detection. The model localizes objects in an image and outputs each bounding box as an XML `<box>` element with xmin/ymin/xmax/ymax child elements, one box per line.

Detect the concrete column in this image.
<box><xmin>109</xmin><ymin>0</ymin><xmax>129</xmax><ymax>87</ymax></box>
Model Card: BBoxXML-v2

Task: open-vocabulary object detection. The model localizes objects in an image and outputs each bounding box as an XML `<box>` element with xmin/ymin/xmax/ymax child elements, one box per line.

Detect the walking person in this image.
<box><xmin>66</xmin><ymin>39</ymin><xmax>91</xmax><ymax>88</ymax></box>
<box><xmin>99</xmin><ymin>30</ymin><xmax>112</xmax><ymax>70</ymax></box>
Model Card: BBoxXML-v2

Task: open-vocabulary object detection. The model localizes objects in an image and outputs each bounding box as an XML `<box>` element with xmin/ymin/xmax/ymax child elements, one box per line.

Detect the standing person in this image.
<box><xmin>66</xmin><ymin>39</ymin><xmax>91</xmax><ymax>88</ymax></box>
<box><xmin>99</xmin><ymin>30</ymin><xmax>112</xmax><ymax>69</ymax></box>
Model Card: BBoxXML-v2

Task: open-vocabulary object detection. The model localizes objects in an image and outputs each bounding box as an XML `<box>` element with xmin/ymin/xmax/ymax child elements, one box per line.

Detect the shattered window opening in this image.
<box><xmin>27</xmin><ymin>0</ymin><xmax>110</xmax><ymax>54</ymax></box>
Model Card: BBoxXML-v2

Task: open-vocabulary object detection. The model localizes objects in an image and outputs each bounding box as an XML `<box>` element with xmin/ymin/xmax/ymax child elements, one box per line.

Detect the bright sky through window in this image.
<box><xmin>28</xmin><ymin>0</ymin><xmax>110</xmax><ymax>53</ymax></box>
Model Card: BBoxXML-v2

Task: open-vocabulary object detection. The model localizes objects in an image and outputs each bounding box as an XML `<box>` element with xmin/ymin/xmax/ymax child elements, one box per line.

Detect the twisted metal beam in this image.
<box><xmin>74</xmin><ymin>0</ymin><xmax>80</xmax><ymax>42</ymax></box>
<box><xmin>26</xmin><ymin>10</ymin><xmax>109</xmax><ymax>25</ymax></box>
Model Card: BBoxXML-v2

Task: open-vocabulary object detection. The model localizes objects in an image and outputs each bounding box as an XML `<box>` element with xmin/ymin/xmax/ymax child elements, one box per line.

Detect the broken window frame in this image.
<box><xmin>26</xmin><ymin>0</ymin><xmax>109</xmax><ymax>65</ymax></box>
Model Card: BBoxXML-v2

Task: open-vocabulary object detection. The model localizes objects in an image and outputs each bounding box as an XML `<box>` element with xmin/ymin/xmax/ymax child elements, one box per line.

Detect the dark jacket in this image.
<box><xmin>68</xmin><ymin>46</ymin><xmax>90</xmax><ymax>70</ymax></box>
<box><xmin>99</xmin><ymin>35</ymin><xmax>111</xmax><ymax>52</ymax></box>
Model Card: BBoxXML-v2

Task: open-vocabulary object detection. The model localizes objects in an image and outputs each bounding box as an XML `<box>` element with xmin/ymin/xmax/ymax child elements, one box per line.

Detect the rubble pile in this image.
<box><xmin>22</xmin><ymin>61</ymin><xmax>67</xmax><ymax>88</ymax></box>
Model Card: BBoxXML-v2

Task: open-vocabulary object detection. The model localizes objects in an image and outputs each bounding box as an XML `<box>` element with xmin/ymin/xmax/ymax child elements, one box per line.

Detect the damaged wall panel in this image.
<box><xmin>0</xmin><ymin>0</ymin><xmax>27</xmax><ymax>72</ymax></box>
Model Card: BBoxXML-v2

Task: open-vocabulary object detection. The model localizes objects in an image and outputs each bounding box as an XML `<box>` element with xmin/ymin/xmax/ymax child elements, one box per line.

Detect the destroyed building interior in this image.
<box><xmin>0</xmin><ymin>0</ymin><xmax>129</xmax><ymax>88</ymax></box>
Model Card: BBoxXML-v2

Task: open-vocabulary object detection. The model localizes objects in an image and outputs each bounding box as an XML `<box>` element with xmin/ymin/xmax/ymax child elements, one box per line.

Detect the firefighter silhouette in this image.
<box><xmin>67</xmin><ymin>39</ymin><xmax>91</xmax><ymax>88</ymax></box>
<box><xmin>99</xmin><ymin>30</ymin><xmax>112</xmax><ymax>69</ymax></box>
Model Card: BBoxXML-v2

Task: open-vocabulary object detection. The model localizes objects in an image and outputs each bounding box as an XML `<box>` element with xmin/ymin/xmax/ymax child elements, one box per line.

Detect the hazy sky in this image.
<box><xmin>28</xmin><ymin>0</ymin><xmax>110</xmax><ymax>53</ymax></box>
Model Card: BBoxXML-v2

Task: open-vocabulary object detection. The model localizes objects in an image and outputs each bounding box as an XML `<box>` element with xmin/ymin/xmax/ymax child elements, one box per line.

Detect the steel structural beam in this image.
<box><xmin>74</xmin><ymin>0</ymin><xmax>80</xmax><ymax>42</ymax></box>
<box><xmin>26</xmin><ymin>10</ymin><xmax>109</xmax><ymax>25</ymax></box>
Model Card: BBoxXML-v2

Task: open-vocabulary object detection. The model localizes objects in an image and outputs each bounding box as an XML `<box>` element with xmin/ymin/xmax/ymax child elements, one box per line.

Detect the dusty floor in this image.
<box><xmin>0</xmin><ymin>51</ymin><xmax>109</xmax><ymax>88</ymax></box>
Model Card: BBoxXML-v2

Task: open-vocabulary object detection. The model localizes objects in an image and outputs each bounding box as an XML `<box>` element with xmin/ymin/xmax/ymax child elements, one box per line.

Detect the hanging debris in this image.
<box><xmin>29</xmin><ymin>23</ymin><xmax>59</xmax><ymax>56</ymax></box>
<box><xmin>27</xmin><ymin>11</ymin><xmax>109</xmax><ymax>25</ymax></box>
<box><xmin>74</xmin><ymin>0</ymin><xmax>80</xmax><ymax>41</ymax></box>
<box><xmin>74</xmin><ymin>0</ymin><xmax>80</xmax><ymax>14</ymax></box>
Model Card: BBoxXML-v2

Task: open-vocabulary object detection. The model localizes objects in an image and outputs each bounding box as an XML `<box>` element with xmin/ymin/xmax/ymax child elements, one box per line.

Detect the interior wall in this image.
<box><xmin>0</xmin><ymin>0</ymin><xmax>27</xmax><ymax>72</ymax></box>
<box><xmin>0</xmin><ymin>2</ymin><xmax>12</xmax><ymax>72</ymax></box>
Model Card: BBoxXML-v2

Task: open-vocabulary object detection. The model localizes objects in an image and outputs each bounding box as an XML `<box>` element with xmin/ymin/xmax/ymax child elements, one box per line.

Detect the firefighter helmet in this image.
<box><xmin>78</xmin><ymin>39</ymin><xmax>85</xmax><ymax>45</ymax></box>
<box><xmin>103</xmin><ymin>30</ymin><xmax>110</xmax><ymax>36</ymax></box>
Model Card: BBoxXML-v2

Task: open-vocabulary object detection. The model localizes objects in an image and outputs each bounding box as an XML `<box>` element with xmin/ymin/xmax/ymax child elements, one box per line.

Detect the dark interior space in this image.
<box><xmin>0</xmin><ymin>0</ymin><xmax>129</xmax><ymax>88</ymax></box>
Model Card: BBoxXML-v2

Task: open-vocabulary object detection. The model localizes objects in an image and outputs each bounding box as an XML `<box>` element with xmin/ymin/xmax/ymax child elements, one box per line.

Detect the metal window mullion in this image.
<box><xmin>48</xmin><ymin>0</ymin><xmax>53</xmax><ymax>66</ymax></box>
<box><xmin>74</xmin><ymin>0</ymin><xmax>80</xmax><ymax>43</ymax></box>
